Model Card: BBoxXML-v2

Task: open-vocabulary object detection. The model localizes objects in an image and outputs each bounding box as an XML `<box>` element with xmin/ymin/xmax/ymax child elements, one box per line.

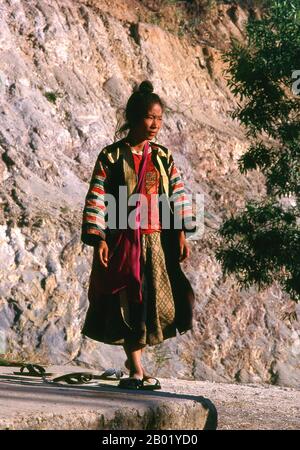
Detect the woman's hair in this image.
<box><xmin>115</xmin><ymin>80</ymin><xmax>165</xmax><ymax>138</ymax></box>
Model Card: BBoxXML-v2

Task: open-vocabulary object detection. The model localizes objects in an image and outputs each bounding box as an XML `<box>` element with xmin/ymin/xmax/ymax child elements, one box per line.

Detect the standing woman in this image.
<box><xmin>81</xmin><ymin>80</ymin><xmax>197</xmax><ymax>390</ymax></box>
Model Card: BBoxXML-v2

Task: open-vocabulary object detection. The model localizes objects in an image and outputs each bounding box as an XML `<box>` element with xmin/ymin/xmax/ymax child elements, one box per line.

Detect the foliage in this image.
<box><xmin>43</xmin><ymin>91</ymin><xmax>64</xmax><ymax>104</ymax></box>
<box><xmin>216</xmin><ymin>0</ymin><xmax>300</xmax><ymax>302</ymax></box>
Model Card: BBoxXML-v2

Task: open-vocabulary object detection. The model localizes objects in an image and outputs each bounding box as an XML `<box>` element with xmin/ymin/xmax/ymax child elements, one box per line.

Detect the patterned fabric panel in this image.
<box><xmin>131</xmin><ymin>151</ymin><xmax>161</xmax><ymax>234</ymax></box>
<box><xmin>81</xmin><ymin>154</ymin><xmax>108</xmax><ymax>246</ymax></box>
<box><xmin>167</xmin><ymin>152</ymin><xmax>196</xmax><ymax>232</ymax></box>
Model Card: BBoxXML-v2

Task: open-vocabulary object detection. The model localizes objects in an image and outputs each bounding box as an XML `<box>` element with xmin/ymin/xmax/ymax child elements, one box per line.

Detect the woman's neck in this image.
<box><xmin>125</xmin><ymin>133</ymin><xmax>148</xmax><ymax>153</ymax></box>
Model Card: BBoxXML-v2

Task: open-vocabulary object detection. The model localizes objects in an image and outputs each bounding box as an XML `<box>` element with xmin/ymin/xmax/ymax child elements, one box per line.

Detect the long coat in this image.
<box><xmin>80</xmin><ymin>139</ymin><xmax>197</xmax><ymax>343</ymax></box>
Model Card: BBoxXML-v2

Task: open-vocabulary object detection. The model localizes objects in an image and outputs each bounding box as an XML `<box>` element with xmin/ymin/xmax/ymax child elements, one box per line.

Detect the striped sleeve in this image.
<box><xmin>81</xmin><ymin>152</ymin><xmax>108</xmax><ymax>246</ymax></box>
<box><xmin>167</xmin><ymin>151</ymin><xmax>197</xmax><ymax>235</ymax></box>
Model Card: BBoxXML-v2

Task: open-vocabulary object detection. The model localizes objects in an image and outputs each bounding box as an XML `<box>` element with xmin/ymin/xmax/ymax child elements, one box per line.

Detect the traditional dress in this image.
<box><xmin>81</xmin><ymin>139</ymin><xmax>196</xmax><ymax>346</ymax></box>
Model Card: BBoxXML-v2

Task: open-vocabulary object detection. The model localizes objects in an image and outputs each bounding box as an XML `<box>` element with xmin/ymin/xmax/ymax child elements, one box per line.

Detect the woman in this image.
<box><xmin>81</xmin><ymin>80</ymin><xmax>197</xmax><ymax>390</ymax></box>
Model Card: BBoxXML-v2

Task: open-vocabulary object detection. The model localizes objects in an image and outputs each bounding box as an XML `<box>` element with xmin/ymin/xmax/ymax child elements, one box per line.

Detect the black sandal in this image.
<box><xmin>141</xmin><ymin>377</ymin><xmax>161</xmax><ymax>390</ymax></box>
<box><xmin>93</xmin><ymin>368</ymin><xmax>124</xmax><ymax>380</ymax></box>
<box><xmin>118</xmin><ymin>377</ymin><xmax>144</xmax><ymax>390</ymax></box>
<box><xmin>49</xmin><ymin>369</ymin><xmax>124</xmax><ymax>385</ymax></box>
<box><xmin>51</xmin><ymin>372</ymin><xmax>93</xmax><ymax>384</ymax></box>
<box><xmin>118</xmin><ymin>377</ymin><xmax>161</xmax><ymax>391</ymax></box>
<box><xmin>13</xmin><ymin>364</ymin><xmax>53</xmax><ymax>377</ymax></box>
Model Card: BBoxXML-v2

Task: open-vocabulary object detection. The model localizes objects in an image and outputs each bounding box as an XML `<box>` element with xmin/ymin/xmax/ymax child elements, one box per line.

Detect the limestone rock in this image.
<box><xmin>0</xmin><ymin>0</ymin><xmax>299</xmax><ymax>388</ymax></box>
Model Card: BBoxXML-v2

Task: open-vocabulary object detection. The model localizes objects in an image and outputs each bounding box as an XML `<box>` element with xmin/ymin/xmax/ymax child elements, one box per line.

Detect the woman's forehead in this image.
<box><xmin>147</xmin><ymin>103</ymin><xmax>163</xmax><ymax>115</ymax></box>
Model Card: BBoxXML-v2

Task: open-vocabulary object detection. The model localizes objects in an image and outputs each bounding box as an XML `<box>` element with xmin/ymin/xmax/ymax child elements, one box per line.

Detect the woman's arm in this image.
<box><xmin>81</xmin><ymin>151</ymin><xmax>109</xmax><ymax>247</ymax></box>
<box><xmin>178</xmin><ymin>229</ymin><xmax>190</xmax><ymax>262</ymax></box>
<box><xmin>166</xmin><ymin>150</ymin><xmax>196</xmax><ymax>262</ymax></box>
<box><xmin>167</xmin><ymin>151</ymin><xmax>197</xmax><ymax>237</ymax></box>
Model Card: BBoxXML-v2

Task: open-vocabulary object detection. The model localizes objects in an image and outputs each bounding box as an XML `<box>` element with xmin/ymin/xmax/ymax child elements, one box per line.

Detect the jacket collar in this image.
<box><xmin>115</xmin><ymin>139</ymin><xmax>169</xmax><ymax>197</ymax></box>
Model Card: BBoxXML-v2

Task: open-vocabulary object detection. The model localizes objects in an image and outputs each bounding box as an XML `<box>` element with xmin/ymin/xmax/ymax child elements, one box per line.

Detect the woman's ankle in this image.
<box><xmin>129</xmin><ymin>369</ymin><xmax>144</xmax><ymax>379</ymax></box>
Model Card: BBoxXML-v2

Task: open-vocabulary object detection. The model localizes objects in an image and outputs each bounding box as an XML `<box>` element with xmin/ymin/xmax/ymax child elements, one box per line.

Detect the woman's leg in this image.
<box><xmin>124</xmin><ymin>346</ymin><xmax>155</xmax><ymax>380</ymax></box>
<box><xmin>123</xmin><ymin>341</ymin><xmax>144</xmax><ymax>380</ymax></box>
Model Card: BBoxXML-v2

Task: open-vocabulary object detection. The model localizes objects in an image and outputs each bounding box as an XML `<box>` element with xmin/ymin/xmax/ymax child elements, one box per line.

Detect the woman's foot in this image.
<box><xmin>125</xmin><ymin>359</ymin><xmax>153</xmax><ymax>381</ymax></box>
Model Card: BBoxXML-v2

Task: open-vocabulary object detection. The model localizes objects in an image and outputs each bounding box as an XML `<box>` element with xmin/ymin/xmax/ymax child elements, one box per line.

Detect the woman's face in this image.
<box><xmin>134</xmin><ymin>102</ymin><xmax>163</xmax><ymax>141</ymax></box>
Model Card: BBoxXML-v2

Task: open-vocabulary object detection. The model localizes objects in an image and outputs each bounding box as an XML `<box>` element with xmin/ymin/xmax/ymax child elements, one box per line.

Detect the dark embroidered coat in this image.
<box><xmin>81</xmin><ymin>139</ymin><xmax>197</xmax><ymax>341</ymax></box>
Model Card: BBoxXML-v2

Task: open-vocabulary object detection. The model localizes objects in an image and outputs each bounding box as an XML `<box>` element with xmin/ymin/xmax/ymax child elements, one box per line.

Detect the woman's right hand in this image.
<box><xmin>98</xmin><ymin>241</ymin><xmax>109</xmax><ymax>268</ymax></box>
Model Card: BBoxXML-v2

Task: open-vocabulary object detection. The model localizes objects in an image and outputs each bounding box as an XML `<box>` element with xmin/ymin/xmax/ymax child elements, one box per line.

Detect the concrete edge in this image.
<box><xmin>0</xmin><ymin>396</ymin><xmax>217</xmax><ymax>430</ymax></box>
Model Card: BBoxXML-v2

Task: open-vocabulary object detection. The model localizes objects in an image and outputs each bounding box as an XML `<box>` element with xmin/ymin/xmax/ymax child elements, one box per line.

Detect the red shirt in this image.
<box><xmin>131</xmin><ymin>149</ymin><xmax>161</xmax><ymax>234</ymax></box>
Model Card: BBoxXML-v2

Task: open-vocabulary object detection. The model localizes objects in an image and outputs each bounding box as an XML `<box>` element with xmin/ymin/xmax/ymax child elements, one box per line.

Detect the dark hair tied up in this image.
<box><xmin>115</xmin><ymin>79</ymin><xmax>164</xmax><ymax>138</ymax></box>
<box><xmin>138</xmin><ymin>80</ymin><xmax>154</xmax><ymax>94</ymax></box>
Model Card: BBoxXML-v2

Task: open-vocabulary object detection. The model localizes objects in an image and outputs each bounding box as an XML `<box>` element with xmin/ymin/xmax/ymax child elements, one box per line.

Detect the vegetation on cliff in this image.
<box><xmin>216</xmin><ymin>0</ymin><xmax>300</xmax><ymax>303</ymax></box>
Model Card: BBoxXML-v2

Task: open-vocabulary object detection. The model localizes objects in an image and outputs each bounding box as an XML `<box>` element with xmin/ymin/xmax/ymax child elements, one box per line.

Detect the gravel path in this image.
<box><xmin>162</xmin><ymin>378</ymin><xmax>300</xmax><ymax>430</ymax></box>
<box><xmin>0</xmin><ymin>363</ymin><xmax>298</xmax><ymax>430</ymax></box>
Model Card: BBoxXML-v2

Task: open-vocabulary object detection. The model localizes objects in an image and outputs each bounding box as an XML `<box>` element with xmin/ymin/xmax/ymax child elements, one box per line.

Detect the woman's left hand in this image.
<box><xmin>178</xmin><ymin>231</ymin><xmax>190</xmax><ymax>262</ymax></box>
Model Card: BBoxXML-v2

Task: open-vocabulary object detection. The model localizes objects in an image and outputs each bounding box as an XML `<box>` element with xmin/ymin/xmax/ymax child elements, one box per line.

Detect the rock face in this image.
<box><xmin>0</xmin><ymin>0</ymin><xmax>299</xmax><ymax>388</ymax></box>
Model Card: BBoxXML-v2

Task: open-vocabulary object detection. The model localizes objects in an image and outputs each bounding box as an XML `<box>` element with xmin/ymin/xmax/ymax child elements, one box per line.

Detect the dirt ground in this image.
<box><xmin>163</xmin><ymin>377</ymin><xmax>300</xmax><ymax>430</ymax></box>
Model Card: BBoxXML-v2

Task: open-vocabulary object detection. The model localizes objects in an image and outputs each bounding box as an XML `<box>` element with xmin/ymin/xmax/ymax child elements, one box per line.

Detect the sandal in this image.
<box><xmin>13</xmin><ymin>364</ymin><xmax>53</xmax><ymax>377</ymax></box>
<box><xmin>141</xmin><ymin>377</ymin><xmax>161</xmax><ymax>390</ymax></box>
<box><xmin>51</xmin><ymin>372</ymin><xmax>93</xmax><ymax>384</ymax></box>
<box><xmin>118</xmin><ymin>377</ymin><xmax>144</xmax><ymax>390</ymax></box>
<box><xmin>118</xmin><ymin>377</ymin><xmax>161</xmax><ymax>390</ymax></box>
<box><xmin>49</xmin><ymin>368</ymin><xmax>124</xmax><ymax>385</ymax></box>
<box><xmin>93</xmin><ymin>368</ymin><xmax>124</xmax><ymax>380</ymax></box>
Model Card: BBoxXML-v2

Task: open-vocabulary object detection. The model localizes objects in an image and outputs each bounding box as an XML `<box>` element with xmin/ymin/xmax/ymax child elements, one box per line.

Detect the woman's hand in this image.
<box><xmin>178</xmin><ymin>231</ymin><xmax>190</xmax><ymax>262</ymax></box>
<box><xmin>98</xmin><ymin>241</ymin><xmax>109</xmax><ymax>268</ymax></box>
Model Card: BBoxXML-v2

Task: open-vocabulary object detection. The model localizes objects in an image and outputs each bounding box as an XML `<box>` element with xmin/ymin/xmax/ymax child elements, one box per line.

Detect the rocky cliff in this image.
<box><xmin>0</xmin><ymin>0</ymin><xmax>299</xmax><ymax>388</ymax></box>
